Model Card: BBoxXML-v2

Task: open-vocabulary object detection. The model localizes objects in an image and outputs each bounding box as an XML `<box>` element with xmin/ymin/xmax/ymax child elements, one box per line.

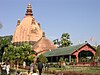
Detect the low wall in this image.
<box><xmin>73</xmin><ymin>62</ymin><xmax>100</xmax><ymax>66</ymax></box>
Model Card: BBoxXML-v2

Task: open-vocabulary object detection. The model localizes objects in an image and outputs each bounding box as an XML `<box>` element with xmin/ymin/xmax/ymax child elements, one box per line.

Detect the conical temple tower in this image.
<box><xmin>12</xmin><ymin>4</ymin><xmax>43</xmax><ymax>45</ymax></box>
<box><xmin>12</xmin><ymin>4</ymin><xmax>56</xmax><ymax>54</ymax></box>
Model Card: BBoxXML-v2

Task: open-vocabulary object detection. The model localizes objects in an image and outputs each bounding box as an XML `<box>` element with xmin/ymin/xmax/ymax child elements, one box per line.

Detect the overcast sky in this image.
<box><xmin>0</xmin><ymin>0</ymin><xmax>100</xmax><ymax>45</ymax></box>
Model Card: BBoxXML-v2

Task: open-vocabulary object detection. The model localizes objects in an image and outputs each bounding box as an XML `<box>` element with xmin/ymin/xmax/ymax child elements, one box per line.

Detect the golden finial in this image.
<box><xmin>25</xmin><ymin>3</ymin><xmax>33</xmax><ymax>16</ymax></box>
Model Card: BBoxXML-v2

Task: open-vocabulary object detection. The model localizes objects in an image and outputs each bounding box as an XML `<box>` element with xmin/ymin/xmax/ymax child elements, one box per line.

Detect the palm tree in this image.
<box><xmin>53</xmin><ymin>33</ymin><xmax>72</xmax><ymax>48</ymax></box>
<box><xmin>60</xmin><ymin>33</ymin><xmax>72</xmax><ymax>47</ymax></box>
<box><xmin>53</xmin><ymin>39</ymin><xmax>60</xmax><ymax>47</ymax></box>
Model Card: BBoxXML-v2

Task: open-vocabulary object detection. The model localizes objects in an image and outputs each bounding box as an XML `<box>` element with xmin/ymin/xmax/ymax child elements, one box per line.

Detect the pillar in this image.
<box><xmin>76</xmin><ymin>55</ymin><xmax>78</xmax><ymax>63</ymax></box>
<box><xmin>56</xmin><ymin>57</ymin><xmax>58</xmax><ymax>62</ymax></box>
<box><xmin>51</xmin><ymin>57</ymin><xmax>52</xmax><ymax>63</ymax></box>
<box><xmin>69</xmin><ymin>55</ymin><xmax>71</xmax><ymax>63</ymax></box>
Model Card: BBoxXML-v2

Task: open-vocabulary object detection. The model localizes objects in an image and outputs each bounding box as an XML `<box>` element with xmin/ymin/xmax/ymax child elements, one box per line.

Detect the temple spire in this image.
<box><xmin>16</xmin><ymin>19</ymin><xmax>20</xmax><ymax>26</ymax></box>
<box><xmin>25</xmin><ymin>3</ymin><xmax>33</xmax><ymax>16</ymax></box>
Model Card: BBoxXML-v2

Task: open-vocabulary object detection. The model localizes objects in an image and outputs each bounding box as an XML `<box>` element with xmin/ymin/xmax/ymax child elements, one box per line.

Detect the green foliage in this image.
<box><xmin>0</xmin><ymin>37</ymin><xmax>11</xmax><ymax>47</ymax></box>
<box><xmin>0</xmin><ymin>36</ymin><xmax>35</xmax><ymax>65</ymax></box>
<box><xmin>60</xmin><ymin>33</ymin><xmax>72</xmax><ymax>47</ymax></box>
<box><xmin>53</xmin><ymin>39</ymin><xmax>60</xmax><ymax>46</ymax></box>
<box><xmin>20</xmin><ymin>43</ymin><xmax>35</xmax><ymax>63</ymax></box>
<box><xmin>96</xmin><ymin>45</ymin><xmax>100</xmax><ymax>56</ymax></box>
<box><xmin>0</xmin><ymin>36</ymin><xmax>12</xmax><ymax>62</ymax></box>
<box><xmin>95</xmin><ymin>45</ymin><xmax>100</xmax><ymax>61</ymax></box>
<box><xmin>59</xmin><ymin>57</ymin><xmax>64</xmax><ymax>62</ymax></box>
<box><xmin>2</xmin><ymin>45</ymin><xmax>15</xmax><ymax>61</ymax></box>
<box><xmin>92</xmin><ymin>46</ymin><xmax>97</xmax><ymax>50</ymax></box>
<box><xmin>53</xmin><ymin>33</ymin><xmax>72</xmax><ymax>48</ymax></box>
<box><xmin>38</xmin><ymin>54</ymin><xmax>48</xmax><ymax>63</ymax></box>
<box><xmin>64</xmin><ymin>58</ymin><xmax>68</xmax><ymax>62</ymax></box>
<box><xmin>0</xmin><ymin>35</ymin><xmax>12</xmax><ymax>45</ymax></box>
<box><xmin>15</xmin><ymin>43</ymin><xmax>35</xmax><ymax>64</ymax></box>
<box><xmin>2</xmin><ymin>43</ymin><xmax>35</xmax><ymax>65</ymax></box>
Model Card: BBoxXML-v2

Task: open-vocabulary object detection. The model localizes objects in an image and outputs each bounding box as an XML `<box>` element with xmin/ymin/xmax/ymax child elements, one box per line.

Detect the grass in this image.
<box><xmin>9</xmin><ymin>66</ymin><xmax>100</xmax><ymax>75</ymax></box>
<box><xmin>48</xmin><ymin>66</ymin><xmax>100</xmax><ymax>74</ymax></box>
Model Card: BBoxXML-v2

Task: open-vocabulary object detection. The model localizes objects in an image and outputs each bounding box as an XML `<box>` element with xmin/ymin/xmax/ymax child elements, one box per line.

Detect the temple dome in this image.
<box><xmin>33</xmin><ymin>37</ymin><xmax>57</xmax><ymax>54</ymax></box>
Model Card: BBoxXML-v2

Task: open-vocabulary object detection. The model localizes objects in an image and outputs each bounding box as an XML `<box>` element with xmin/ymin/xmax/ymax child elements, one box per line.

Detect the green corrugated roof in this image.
<box><xmin>43</xmin><ymin>43</ymin><xmax>87</xmax><ymax>57</ymax></box>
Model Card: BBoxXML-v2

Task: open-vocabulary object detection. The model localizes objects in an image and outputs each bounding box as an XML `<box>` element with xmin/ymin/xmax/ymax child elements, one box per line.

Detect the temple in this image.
<box><xmin>12</xmin><ymin>4</ymin><xmax>56</xmax><ymax>55</ymax></box>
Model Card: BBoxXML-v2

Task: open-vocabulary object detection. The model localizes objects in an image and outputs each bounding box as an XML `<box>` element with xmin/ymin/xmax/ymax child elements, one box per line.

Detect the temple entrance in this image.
<box><xmin>78</xmin><ymin>50</ymin><xmax>94</xmax><ymax>62</ymax></box>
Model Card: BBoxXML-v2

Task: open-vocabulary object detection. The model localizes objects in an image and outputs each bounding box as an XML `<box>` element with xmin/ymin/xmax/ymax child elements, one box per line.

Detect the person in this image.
<box><xmin>37</xmin><ymin>62</ymin><xmax>43</xmax><ymax>75</ymax></box>
<box><xmin>27</xmin><ymin>70</ymin><xmax>31</xmax><ymax>75</ymax></box>
<box><xmin>6</xmin><ymin>63</ymin><xmax>10</xmax><ymax>75</ymax></box>
<box><xmin>45</xmin><ymin>63</ymin><xmax>49</xmax><ymax>72</ymax></box>
<box><xmin>30</xmin><ymin>63</ymin><xmax>34</xmax><ymax>73</ymax></box>
<box><xmin>32</xmin><ymin>69</ymin><xmax>38</xmax><ymax>75</ymax></box>
<box><xmin>2</xmin><ymin>63</ymin><xmax>6</xmax><ymax>75</ymax></box>
<box><xmin>23</xmin><ymin>61</ymin><xmax>26</xmax><ymax>68</ymax></box>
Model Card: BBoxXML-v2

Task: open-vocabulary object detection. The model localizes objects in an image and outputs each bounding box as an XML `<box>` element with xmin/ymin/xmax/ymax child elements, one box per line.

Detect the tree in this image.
<box><xmin>0</xmin><ymin>36</ymin><xmax>35</xmax><ymax>65</ymax></box>
<box><xmin>53</xmin><ymin>33</ymin><xmax>72</xmax><ymax>48</ymax></box>
<box><xmin>0</xmin><ymin>37</ymin><xmax>12</xmax><ymax>62</ymax></box>
<box><xmin>95</xmin><ymin>45</ymin><xmax>100</xmax><ymax>61</ymax></box>
<box><xmin>53</xmin><ymin>39</ymin><xmax>60</xmax><ymax>47</ymax></box>
<box><xmin>2</xmin><ymin>45</ymin><xmax>15</xmax><ymax>64</ymax></box>
<box><xmin>19</xmin><ymin>43</ymin><xmax>35</xmax><ymax>65</ymax></box>
<box><xmin>2</xmin><ymin>43</ymin><xmax>35</xmax><ymax>66</ymax></box>
<box><xmin>60</xmin><ymin>33</ymin><xmax>72</xmax><ymax>47</ymax></box>
<box><xmin>38</xmin><ymin>54</ymin><xmax>48</xmax><ymax>63</ymax></box>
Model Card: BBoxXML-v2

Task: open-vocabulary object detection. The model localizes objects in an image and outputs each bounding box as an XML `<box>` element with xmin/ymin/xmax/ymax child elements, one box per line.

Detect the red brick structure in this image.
<box><xmin>72</xmin><ymin>43</ymin><xmax>96</xmax><ymax>63</ymax></box>
<box><xmin>44</xmin><ymin>43</ymin><xmax>96</xmax><ymax>63</ymax></box>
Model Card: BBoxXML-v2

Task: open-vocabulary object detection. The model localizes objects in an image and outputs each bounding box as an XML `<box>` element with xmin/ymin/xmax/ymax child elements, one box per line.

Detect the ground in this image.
<box><xmin>1</xmin><ymin>65</ymin><xmax>100</xmax><ymax>75</ymax></box>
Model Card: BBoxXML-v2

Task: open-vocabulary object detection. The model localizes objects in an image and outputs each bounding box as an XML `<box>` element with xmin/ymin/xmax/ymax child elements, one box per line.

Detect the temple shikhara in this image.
<box><xmin>12</xmin><ymin>4</ymin><xmax>56</xmax><ymax>55</ymax></box>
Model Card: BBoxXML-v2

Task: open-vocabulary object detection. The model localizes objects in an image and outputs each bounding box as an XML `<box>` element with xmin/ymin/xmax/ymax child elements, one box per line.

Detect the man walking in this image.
<box><xmin>37</xmin><ymin>61</ymin><xmax>43</xmax><ymax>75</ymax></box>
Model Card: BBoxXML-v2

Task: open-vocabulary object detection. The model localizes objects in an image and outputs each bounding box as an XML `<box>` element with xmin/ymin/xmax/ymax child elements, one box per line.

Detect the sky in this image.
<box><xmin>0</xmin><ymin>0</ymin><xmax>100</xmax><ymax>46</ymax></box>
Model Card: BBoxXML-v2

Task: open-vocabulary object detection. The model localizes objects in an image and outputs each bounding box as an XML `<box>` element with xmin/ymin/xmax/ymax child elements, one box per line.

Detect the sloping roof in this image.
<box><xmin>33</xmin><ymin>37</ymin><xmax>57</xmax><ymax>53</ymax></box>
<box><xmin>43</xmin><ymin>43</ymin><xmax>88</xmax><ymax>57</ymax></box>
